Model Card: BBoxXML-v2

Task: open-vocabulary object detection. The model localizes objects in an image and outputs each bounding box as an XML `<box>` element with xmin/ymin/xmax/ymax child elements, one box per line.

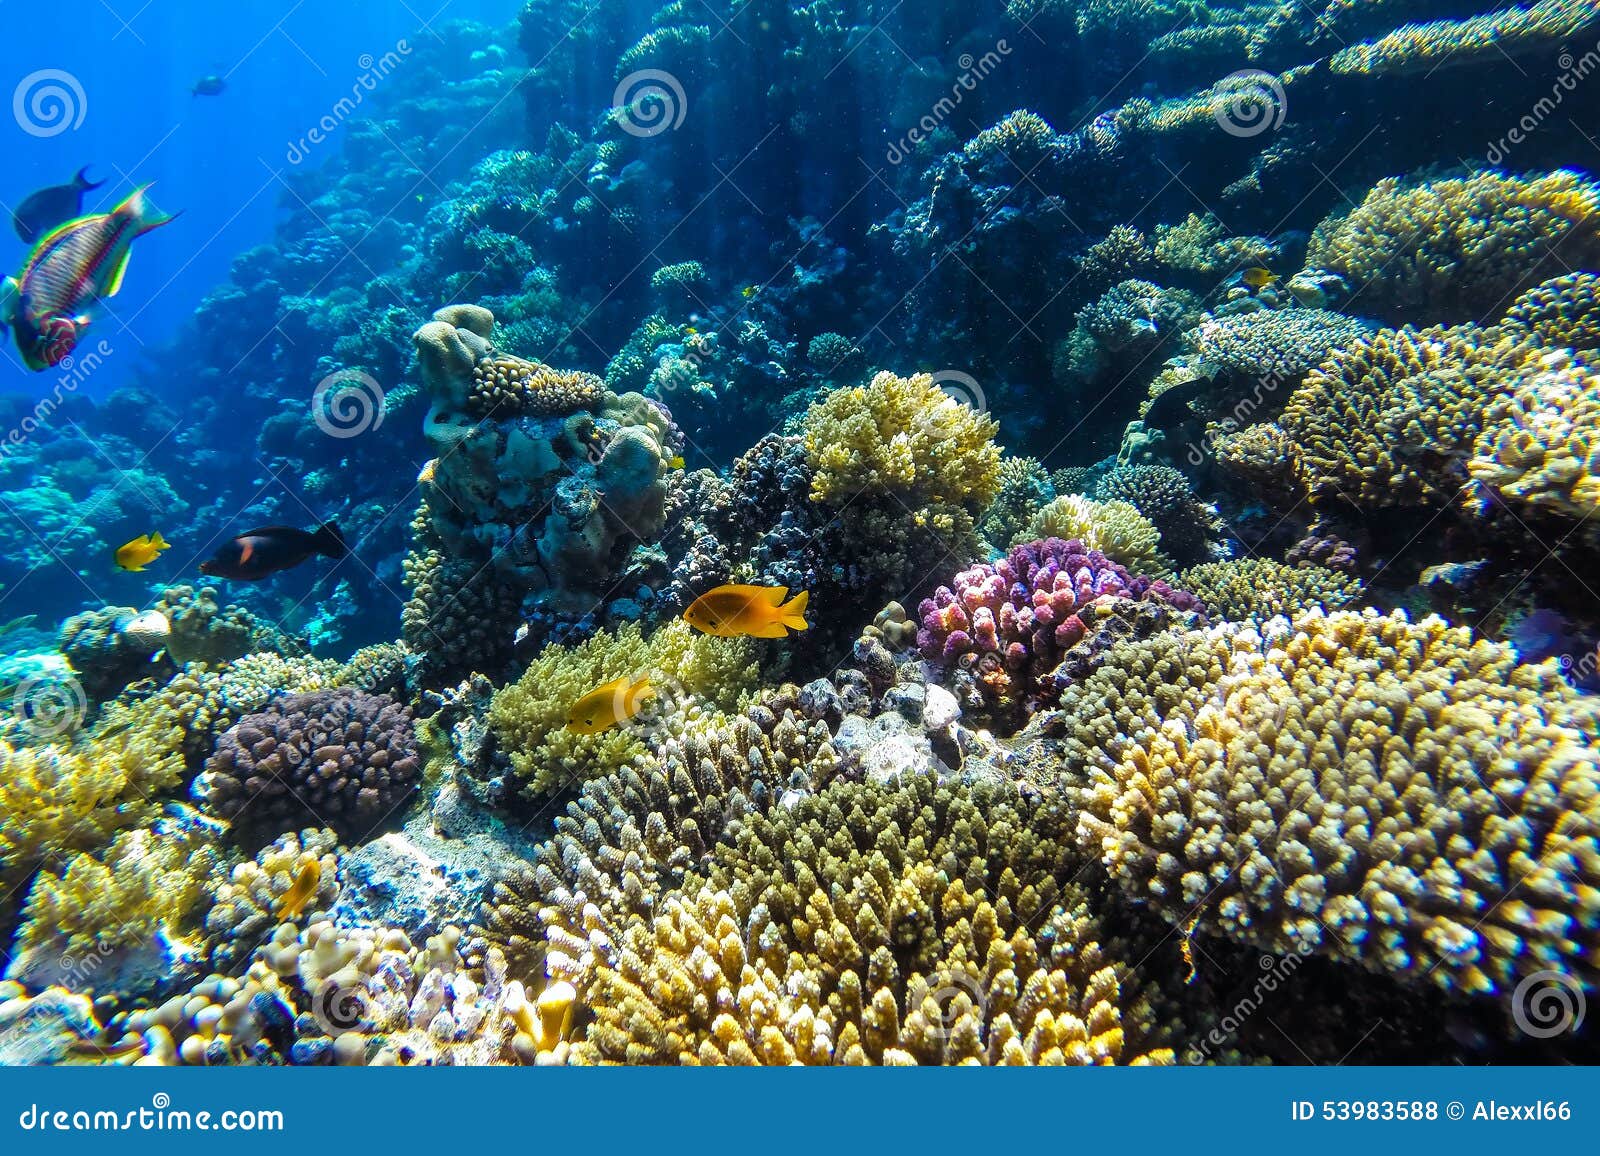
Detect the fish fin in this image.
<box><xmin>75</xmin><ymin>166</ymin><xmax>104</xmax><ymax>191</ymax></box>
<box><xmin>115</xmin><ymin>184</ymin><xmax>177</xmax><ymax>237</ymax></box>
<box><xmin>779</xmin><ymin>591</ymin><xmax>810</xmax><ymax>632</ymax></box>
<box><xmin>238</xmin><ymin>541</ymin><xmax>254</xmax><ymax>565</ymax></box>
<box><xmin>757</xmin><ymin>586</ymin><xmax>788</xmax><ymax>605</ymax></box>
<box><xmin>743</xmin><ymin>620</ymin><xmax>791</xmax><ymax>639</ymax></box>
<box><xmin>151</xmin><ymin>532</ymin><xmax>167</xmax><ymax>548</ymax></box>
<box><xmin>312</xmin><ymin>522</ymin><xmax>348</xmax><ymax>559</ymax></box>
<box><xmin>101</xmin><ymin>247</ymin><xmax>132</xmax><ymax>298</ymax></box>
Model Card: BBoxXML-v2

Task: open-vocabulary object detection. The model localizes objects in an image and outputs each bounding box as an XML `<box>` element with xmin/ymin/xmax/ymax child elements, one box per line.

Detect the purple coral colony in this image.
<box><xmin>0</xmin><ymin>0</ymin><xmax>1598</xmax><ymax>1070</ymax></box>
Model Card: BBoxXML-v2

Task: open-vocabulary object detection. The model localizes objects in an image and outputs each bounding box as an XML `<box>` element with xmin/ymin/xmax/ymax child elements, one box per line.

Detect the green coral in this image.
<box><xmin>1178</xmin><ymin>559</ymin><xmax>1363</xmax><ymax>624</ymax></box>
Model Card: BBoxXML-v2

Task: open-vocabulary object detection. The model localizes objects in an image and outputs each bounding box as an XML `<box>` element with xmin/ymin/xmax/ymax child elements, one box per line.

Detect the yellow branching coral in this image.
<box><xmin>1503</xmin><ymin>273</ymin><xmax>1600</xmax><ymax>354</ymax></box>
<box><xmin>1331</xmin><ymin>0</ymin><xmax>1600</xmax><ymax>76</ymax></box>
<box><xmin>9</xmin><ymin>825</ymin><xmax>224</xmax><ymax>994</ymax></box>
<box><xmin>488</xmin><ymin>619</ymin><xmax>759</xmax><ymax>797</ymax></box>
<box><xmin>1023</xmin><ymin>494</ymin><xmax>1168</xmax><ymax>574</ymax></box>
<box><xmin>1068</xmin><ymin>609</ymin><xmax>1600</xmax><ymax>996</ymax></box>
<box><xmin>1179</xmin><ymin>559</ymin><xmax>1363</xmax><ymax>624</ymax></box>
<box><xmin>1305</xmin><ymin>169</ymin><xmax>1600</xmax><ymax>322</ymax></box>
<box><xmin>1468</xmin><ymin>350</ymin><xmax>1600</xmax><ymax>522</ymax></box>
<box><xmin>571</xmin><ymin>775</ymin><xmax>1182</xmax><ymax>1065</ymax></box>
<box><xmin>802</xmin><ymin>371</ymin><xmax>1001</xmax><ymax>509</ymax></box>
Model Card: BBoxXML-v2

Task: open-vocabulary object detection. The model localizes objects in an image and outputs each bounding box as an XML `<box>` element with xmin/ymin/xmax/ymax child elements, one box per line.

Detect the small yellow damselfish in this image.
<box><xmin>275</xmin><ymin>859</ymin><xmax>322</xmax><ymax>920</ymax></box>
<box><xmin>114</xmin><ymin>532</ymin><xmax>169</xmax><ymax>572</ymax></box>
<box><xmin>566</xmin><ymin>674</ymin><xmax>655</xmax><ymax>735</ymax></box>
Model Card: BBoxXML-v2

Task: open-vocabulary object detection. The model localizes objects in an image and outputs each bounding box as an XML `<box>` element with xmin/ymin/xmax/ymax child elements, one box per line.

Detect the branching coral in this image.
<box><xmin>195</xmin><ymin>690</ymin><xmax>422</xmax><ymax>843</ymax></box>
<box><xmin>1502</xmin><ymin>273</ymin><xmax>1600</xmax><ymax>354</ymax></box>
<box><xmin>466</xmin><ymin>353</ymin><xmax>606</xmax><ymax>418</ymax></box>
<box><xmin>979</xmin><ymin>457</ymin><xmax>1055</xmax><ymax>550</ymax></box>
<box><xmin>486</xmin><ymin>619</ymin><xmax>760</xmax><ymax>798</ymax></box>
<box><xmin>1023</xmin><ymin>495</ymin><xmax>1168</xmax><ymax>573</ymax></box>
<box><xmin>202</xmin><ymin>829</ymin><xmax>341</xmax><ymax>973</ymax></box>
<box><xmin>1330</xmin><ymin>0</ymin><xmax>1600</xmax><ymax>76</ymax></box>
<box><xmin>917</xmin><ymin>537</ymin><xmax>1201</xmax><ymax>720</ymax></box>
<box><xmin>570</xmin><ymin>775</ymin><xmax>1183</xmax><ymax>1065</ymax></box>
<box><xmin>1067</xmin><ymin>609</ymin><xmax>1600</xmax><ymax>996</ymax></box>
<box><xmin>1178</xmin><ymin>559</ymin><xmax>1363</xmax><ymax>624</ymax></box>
<box><xmin>1191</xmin><ymin>309</ymin><xmax>1372</xmax><ymax>391</ymax></box>
<box><xmin>155</xmin><ymin>586</ymin><xmax>258</xmax><ymax>666</ymax></box>
<box><xmin>1468</xmin><ymin>349</ymin><xmax>1600</xmax><ymax>523</ymax></box>
<box><xmin>1095</xmin><ymin>465</ymin><xmax>1219</xmax><ymax>566</ymax></box>
<box><xmin>1304</xmin><ymin>170</ymin><xmax>1600</xmax><ymax>323</ymax></box>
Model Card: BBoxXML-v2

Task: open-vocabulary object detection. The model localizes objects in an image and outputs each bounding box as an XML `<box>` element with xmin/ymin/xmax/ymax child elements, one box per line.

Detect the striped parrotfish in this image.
<box><xmin>1</xmin><ymin>184</ymin><xmax>176</xmax><ymax>371</ymax></box>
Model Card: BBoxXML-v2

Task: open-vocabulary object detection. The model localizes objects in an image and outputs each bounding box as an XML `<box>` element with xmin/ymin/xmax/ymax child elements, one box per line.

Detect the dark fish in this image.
<box><xmin>191</xmin><ymin>75</ymin><xmax>226</xmax><ymax>97</ymax></box>
<box><xmin>199</xmin><ymin>522</ymin><xmax>347</xmax><ymax>581</ymax></box>
<box><xmin>1143</xmin><ymin>375</ymin><xmax>1210</xmax><ymax>429</ymax></box>
<box><xmin>12</xmin><ymin>166</ymin><xmax>103</xmax><ymax>245</ymax></box>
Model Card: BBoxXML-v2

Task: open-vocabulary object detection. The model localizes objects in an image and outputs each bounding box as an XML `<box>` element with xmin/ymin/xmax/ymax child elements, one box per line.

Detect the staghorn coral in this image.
<box><xmin>202</xmin><ymin>829</ymin><xmax>341</xmax><ymax>973</ymax></box>
<box><xmin>1023</xmin><ymin>495</ymin><xmax>1168</xmax><ymax>574</ymax></box>
<box><xmin>1068</xmin><ymin>608</ymin><xmax>1600</xmax><ymax>996</ymax></box>
<box><xmin>487</xmin><ymin>619</ymin><xmax>760</xmax><ymax>799</ymax></box>
<box><xmin>6</xmin><ymin>823</ymin><xmax>224</xmax><ymax>994</ymax></box>
<box><xmin>1330</xmin><ymin>0</ymin><xmax>1600</xmax><ymax>76</ymax></box>
<box><xmin>1304</xmin><ymin>170</ymin><xmax>1600</xmax><ymax>323</ymax></box>
<box><xmin>1178</xmin><ymin>559</ymin><xmax>1363</xmax><ymax>624</ymax></box>
<box><xmin>917</xmin><ymin>537</ymin><xmax>1200</xmax><ymax>721</ymax></box>
<box><xmin>1095</xmin><ymin>465</ymin><xmax>1219</xmax><ymax>566</ymax></box>
<box><xmin>570</xmin><ymin>774</ymin><xmax>1183</xmax><ymax>1065</ymax></box>
<box><xmin>195</xmin><ymin>690</ymin><xmax>422</xmax><ymax>844</ymax></box>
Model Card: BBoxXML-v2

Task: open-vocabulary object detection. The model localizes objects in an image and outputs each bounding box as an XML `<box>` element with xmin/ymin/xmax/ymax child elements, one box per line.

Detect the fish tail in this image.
<box><xmin>311</xmin><ymin>522</ymin><xmax>348</xmax><ymax>559</ymax></box>
<box><xmin>115</xmin><ymin>184</ymin><xmax>178</xmax><ymax>237</ymax></box>
<box><xmin>779</xmin><ymin>590</ymin><xmax>810</xmax><ymax>632</ymax></box>
<box><xmin>74</xmin><ymin>166</ymin><xmax>103</xmax><ymax>191</ymax></box>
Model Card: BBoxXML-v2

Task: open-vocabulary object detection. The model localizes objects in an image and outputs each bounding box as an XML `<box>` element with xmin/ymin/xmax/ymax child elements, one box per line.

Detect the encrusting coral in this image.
<box><xmin>1065</xmin><ymin>608</ymin><xmax>1600</xmax><ymax>997</ymax></box>
<box><xmin>567</xmin><ymin>774</ymin><xmax>1185</xmax><ymax>1065</ymax></box>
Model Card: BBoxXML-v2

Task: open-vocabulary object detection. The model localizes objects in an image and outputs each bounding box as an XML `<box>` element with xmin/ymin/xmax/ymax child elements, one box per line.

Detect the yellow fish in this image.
<box><xmin>683</xmin><ymin>584</ymin><xmax>809</xmax><ymax>639</ymax></box>
<box><xmin>740</xmin><ymin>284</ymin><xmax>759</xmax><ymax>299</ymax></box>
<box><xmin>669</xmin><ymin>455</ymin><xmax>685</xmax><ymax>469</ymax></box>
<box><xmin>114</xmin><ymin>532</ymin><xmax>169</xmax><ymax>572</ymax></box>
<box><xmin>1240</xmin><ymin>267</ymin><xmax>1277</xmax><ymax>289</ymax></box>
<box><xmin>276</xmin><ymin>859</ymin><xmax>322</xmax><ymax>920</ymax></box>
<box><xmin>566</xmin><ymin>674</ymin><xmax>655</xmax><ymax>735</ymax></box>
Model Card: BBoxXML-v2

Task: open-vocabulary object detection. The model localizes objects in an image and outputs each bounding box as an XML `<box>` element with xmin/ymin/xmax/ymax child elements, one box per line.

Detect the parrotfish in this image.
<box><xmin>566</xmin><ymin>674</ymin><xmax>654</xmax><ymax>735</ymax></box>
<box><xmin>2</xmin><ymin>184</ymin><xmax>176</xmax><ymax>371</ymax></box>
<box><xmin>199</xmin><ymin>522</ymin><xmax>347</xmax><ymax>581</ymax></box>
<box><xmin>114</xmin><ymin>531</ymin><xmax>169</xmax><ymax>573</ymax></box>
<box><xmin>12</xmin><ymin>166</ymin><xmax>104</xmax><ymax>245</ymax></box>
<box><xmin>682</xmin><ymin>584</ymin><xmax>809</xmax><ymax>639</ymax></box>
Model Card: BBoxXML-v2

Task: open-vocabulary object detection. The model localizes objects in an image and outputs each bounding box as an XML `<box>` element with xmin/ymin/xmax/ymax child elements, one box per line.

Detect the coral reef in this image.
<box><xmin>1178</xmin><ymin>559</ymin><xmax>1363</xmax><ymax>623</ymax></box>
<box><xmin>1024</xmin><ymin>495</ymin><xmax>1168</xmax><ymax>574</ymax></box>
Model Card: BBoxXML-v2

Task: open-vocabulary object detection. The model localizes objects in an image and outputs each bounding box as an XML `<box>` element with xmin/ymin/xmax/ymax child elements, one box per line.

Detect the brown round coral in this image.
<box><xmin>467</xmin><ymin>354</ymin><xmax>604</xmax><ymax>417</ymax></box>
<box><xmin>196</xmin><ymin>690</ymin><xmax>422</xmax><ymax>843</ymax></box>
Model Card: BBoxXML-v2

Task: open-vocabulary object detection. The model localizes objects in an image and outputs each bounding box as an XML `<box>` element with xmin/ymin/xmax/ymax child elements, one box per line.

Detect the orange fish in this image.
<box><xmin>276</xmin><ymin>859</ymin><xmax>322</xmax><ymax>920</ymax></box>
<box><xmin>682</xmin><ymin>584</ymin><xmax>809</xmax><ymax>639</ymax></box>
<box><xmin>566</xmin><ymin>675</ymin><xmax>654</xmax><ymax>735</ymax></box>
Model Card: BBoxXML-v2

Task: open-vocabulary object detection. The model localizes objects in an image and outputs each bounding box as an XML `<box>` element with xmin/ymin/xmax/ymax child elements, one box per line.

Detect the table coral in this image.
<box><xmin>1502</xmin><ymin>273</ymin><xmax>1600</xmax><ymax>354</ymax></box>
<box><xmin>195</xmin><ymin>690</ymin><xmax>422</xmax><ymax>843</ymax></box>
<box><xmin>1331</xmin><ymin>0</ymin><xmax>1600</xmax><ymax>76</ymax></box>
<box><xmin>1191</xmin><ymin>308</ymin><xmax>1372</xmax><ymax>394</ymax></box>
<box><xmin>569</xmin><ymin>775</ymin><xmax>1184</xmax><ymax>1065</ymax></box>
<box><xmin>1068</xmin><ymin>608</ymin><xmax>1600</xmax><ymax>996</ymax></box>
<box><xmin>1303</xmin><ymin>169</ymin><xmax>1600</xmax><ymax>323</ymax></box>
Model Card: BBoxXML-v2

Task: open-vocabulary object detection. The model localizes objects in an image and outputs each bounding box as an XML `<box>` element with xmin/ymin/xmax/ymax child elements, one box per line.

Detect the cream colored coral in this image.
<box><xmin>1331</xmin><ymin>0</ymin><xmax>1600</xmax><ymax>76</ymax></box>
<box><xmin>1468</xmin><ymin>350</ymin><xmax>1600</xmax><ymax>521</ymax></box>
<box><xmin>1070</xmin><ymin>609</ymin><xmax>1600</xmax><ymax>996</ymax></box>
<box><xmin>1179</xmin><ymin>559</ymin><xmax>1362</xmax><ymax>623</ymax></box>
<box><xmin>1024</xmin><ymin>494</ymin><xmax>1168</xmax><ymax>574</ymax></box>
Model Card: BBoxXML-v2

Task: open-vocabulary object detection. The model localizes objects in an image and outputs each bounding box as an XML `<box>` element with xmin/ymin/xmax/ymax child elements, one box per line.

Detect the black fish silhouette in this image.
<box><xmin>12</xmin><ymin>167</ymin><xmax>103</xmax><ymax>245</ymax></box>
<box><xmin>199</xmin><ymin>522</ymin><xmax>347</xmax><ymax>581</ymax></box>
<box><xmin>191</xmin><ymin>75</ymin><xmax>226</xmax><ymax>97</ymax></box>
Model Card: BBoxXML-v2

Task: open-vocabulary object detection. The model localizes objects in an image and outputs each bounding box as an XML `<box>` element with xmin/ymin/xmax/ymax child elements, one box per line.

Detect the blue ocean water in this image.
<box><xmin>0</xmin><ymin>0</ymin><xmax>1596</xmax><ymax>1077</ymax></box>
